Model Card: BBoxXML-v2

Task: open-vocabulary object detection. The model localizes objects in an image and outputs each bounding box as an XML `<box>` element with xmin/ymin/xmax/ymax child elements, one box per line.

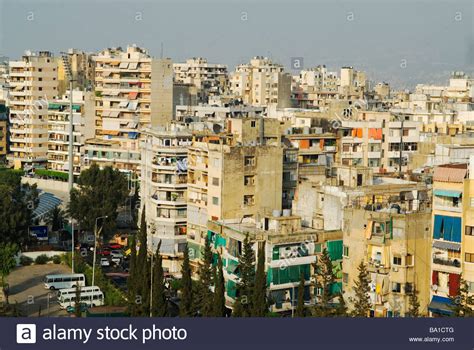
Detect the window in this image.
<box><xmin>392</xmin><ymin>282</ymin><xmax>401</xmax><ymax>293</ymax></box>
<box><xmin>212</xmin><ymin>177</ymin><xmax>219</xmax><ymax>186</ymax></box>
<box><xmin>405</xmin><ymin>283</ymin><xmax>413</xmax><ymax>294</ymax></box>
<box><xmin>402</xmin><ymin>128</ymin><xmax>409</xmax><ymax>136</ymax></box>
<box><xmin>243</xmin><ymin>195</ymin><xmax>254</xmax><ymax>206</ymax></box>
<box><xmin>393</xmin><ymin>256</ymin><xmax>402</xmax><ymax>266</ymax></box>
<box><xmin>343</xmin><ymin>245</ymin><xmax>349</xmax><ymax>257</ymax></box>
<box><xmin>342</xmin><ymin>273</ymin><xmax>349</xmax><ymax>284</ymax></box>
<box><xmin>244</xmin><ymin>156</ymin><xmax>255</xmax><ymax>166</ymax></box>
<box><xmin>466</xmin><ymin>226</ymin><xmax>474</xmax><ymax>236</ymax></box>
<box><xmin>244</xmin><ymin>175</ymin><xmax>254</xmax><ymax>186</ymax></box>
<box><xmin>470</xmin><ymin>197</ymin><xmax>474</xmax><ymax>207</ymax></box>
<box><xmin>465</xmin><ymin>252</ymin><xmax>474</xmax><ymax>263</ymax></box>
<box><xmin>212</xmin><ymin>197</ymin><xmax>219</xmax><ymax>205</ymax></box>
<box><xmin>250</xmin><ymin>121</ymin><xmax>256</xmax><ymax>127</ymax></box>
<box><xmin>406</xmin><ymin>254</ymin><xmax>413</xmax><ymax>266</ymax></box>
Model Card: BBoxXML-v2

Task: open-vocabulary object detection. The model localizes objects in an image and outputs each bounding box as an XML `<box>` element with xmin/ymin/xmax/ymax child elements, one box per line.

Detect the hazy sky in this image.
<box><xmin>1</xmin><ymin>0</ymin><xmax>473</xmax><ymax>88</ymax></box>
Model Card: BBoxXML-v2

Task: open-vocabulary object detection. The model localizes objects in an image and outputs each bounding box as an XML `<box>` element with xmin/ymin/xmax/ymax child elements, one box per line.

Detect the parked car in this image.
<box><xmin>107</xmin><ymin>243</ymin><xmax>122</xmax><ymax>250</ymax></box>
<box><xmin>110</xmin><ymin>250</ymin><xmax>123</xmax><ymax>259</ymax></box>
<box><xmin>100</xmin><ymin>258</ymin><xmax>110</xmax><ymax>267</ymax></box>
<box><xmin>97</xmin><ymin>249</ymin><xmax>111</xmax><ymax>256</ymax></box>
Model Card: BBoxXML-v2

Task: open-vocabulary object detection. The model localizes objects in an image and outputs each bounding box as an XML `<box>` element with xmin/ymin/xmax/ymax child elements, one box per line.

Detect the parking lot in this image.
<box><xmin>6</xmin><ymin>264</ymin><xmax>71</xmax><ymax>317</ymax></box>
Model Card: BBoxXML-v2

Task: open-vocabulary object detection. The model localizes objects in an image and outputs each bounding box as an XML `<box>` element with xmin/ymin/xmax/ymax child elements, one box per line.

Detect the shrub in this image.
<box><xmin>20</xmin><ymin>255</ymin><xmax>33</xmax><ymax>266</ymax></box>
<box><xmin>52</xmin><ymin>255</ymin><xmax>61</xmax><ymax>264</ymax></box>
<box><xmin>35</xmin><ymin>254</ymin><xmax>49</xmax><ymax>265</ymax></box>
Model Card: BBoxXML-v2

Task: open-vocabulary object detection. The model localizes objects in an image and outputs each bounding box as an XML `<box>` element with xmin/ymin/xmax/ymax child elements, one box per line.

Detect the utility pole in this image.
<box><xmin>399</xmin><ymin>117</ymin><xmax>404</xmax><ymax>179</ymax></box>
<box><xmin>61</xmin><ymin>52</ymin><xmax>76</xmax><ymax>273</ymax></box>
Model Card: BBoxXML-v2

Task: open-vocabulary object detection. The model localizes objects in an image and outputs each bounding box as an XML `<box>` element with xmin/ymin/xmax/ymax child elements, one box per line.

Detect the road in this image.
<box><xmin>5</xmin><ymin>264</ymin><xmax>70</xmax><ymax>317</ymax></box>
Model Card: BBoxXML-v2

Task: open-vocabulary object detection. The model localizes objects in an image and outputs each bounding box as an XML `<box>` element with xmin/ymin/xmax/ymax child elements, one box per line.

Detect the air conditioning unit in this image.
<box><xmin>392</xmin><ymin>267</ymin><xmax>399</xmax><ymax>272</ymax></box>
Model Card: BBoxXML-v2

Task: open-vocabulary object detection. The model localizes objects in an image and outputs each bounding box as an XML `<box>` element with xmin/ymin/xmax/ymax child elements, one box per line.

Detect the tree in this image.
<box><xmin>46</xmin><ymin>205</ymin><xmax>65</xmax><ymax>232</ymax></box>
<box><xmin>233</xmin><ymin>234</ymin><xmax>255</xmax><ymax>317</ymax></box>
<box><xmin>450</xmin><ymin>277</ymin><xmax>474</xmax><ymax>317</ymax></box>
<box><xmin>335</xmin><ymin>292</ymin><xmax>348</xmax><ymax>317</ymax></box>
<box><xmin>69</xmin><ymin>164</ymin><xmax>128</xmax><ymax>238</ymax></box>
<box><xmin>350</xmin><ymin>261</ymin><xmax>371</xmax><ymax>317</ymax></box>
<box><xmin>180</xmin><ymin>244</ymin><xmax>194</xmax><ymax>316</ymax></box>
<box><xmin>0</xmin><ymin>242</ymin><xmax>19</xmax><ymax>286</ymax></box>
<box><xmin>0</xmin><ymin>171</ymin><xmax>38</xmax><ymax>246</ymax></box>
<box><xmin>127</xmin><ymin>234</ymin><xmax>139</xmax><ymax>316</ymax></box>
<box><xmin>151</xmin><ymin>241</ymin><xmax>167</xmax><ymax>317</ymax></box>
<box><xmin>74</xmin><ymin>284</ymin><xmax>82</xmax><ymax>318</ymax></box>
<box><xmin>408</xmin><ymin>286</ymin><xmax>420</xmax><ymax>317</ymax></box>
<box><xmin>295</xmin><ymin>272</ymin><xmax>306</xmax><ymax>317</ymax></box>
<box><xmin>197</xmin><ymin>237</ymin><xmax>214</xmax><ymax>316</ymax></box>
<box><xmin>252</xmin><ymin>243</ymin><xmax>267</xmax><ymax>317</ymax></box>
<box><xmin>213</xmin><ymin>253</ymin><xmax>226</xmax><ymax>317</ymax></box>
<box><xmin>312</xmin><ymin>248</ymin><xmax>335</xmax><ymax>316</ymax></box>
<box><xmin>134</xmin><ymin>209</ymin><xmax>150</xmax><ymax>316</ymax></box>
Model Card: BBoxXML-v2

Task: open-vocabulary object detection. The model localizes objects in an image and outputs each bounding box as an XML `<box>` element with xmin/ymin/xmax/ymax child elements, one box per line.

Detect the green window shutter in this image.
<box><xmin>326</xmin><ymin>240</ymin><xmax>343</xmax><ymax>260</ymax></box>
<box><xmin>272</xmin><ymin>247</ymin><xmax>280</xmax><ymax>260</ymax></box>
<box><xmin>314</xmin><ymin>243</ymin><xmax>322</xmax><ymax>253</ymax></box>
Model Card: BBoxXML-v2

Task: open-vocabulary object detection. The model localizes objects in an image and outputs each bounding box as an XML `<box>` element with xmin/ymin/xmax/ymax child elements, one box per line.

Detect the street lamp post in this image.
<box><xmin>92</xmin><ymin>216</ymin><xmax>108</xmax><ymax>286</ymax></box>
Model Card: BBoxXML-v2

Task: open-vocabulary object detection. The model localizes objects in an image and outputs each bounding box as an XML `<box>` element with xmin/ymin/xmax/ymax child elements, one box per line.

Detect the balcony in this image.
<box><xmin>432</xmin><ymin>257</ymin><xmax>461</xmax><ymax>268</ymax></box>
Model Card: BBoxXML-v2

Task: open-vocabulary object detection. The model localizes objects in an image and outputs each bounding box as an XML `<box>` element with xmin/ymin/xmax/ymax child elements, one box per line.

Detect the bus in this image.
<box><xmin>44</xmin><ymin>274</ymin><xmax>86</xmax><ymax>290</ymax></box>
<box><xmin>57</xmin><ymin>286</ymin><xmax>101</xmax><ymax>300</ymax></box>
<box><xmin>58</xmin><ymin>290</ymin><xmax>105</xmax><ymax>310</ymax></box>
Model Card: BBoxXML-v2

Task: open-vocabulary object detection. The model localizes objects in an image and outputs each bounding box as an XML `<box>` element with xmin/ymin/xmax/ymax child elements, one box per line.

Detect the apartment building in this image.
<box><xmin>292</xmin><ymin>65</ymin><xmax>339</xmax><ymax>109</ymax></box>
<box><xmin>173</xmin><ymin>57</ymin><xmax>228</xmax><ymax>102</ymax></box>
<box><xmin>229</xmin><ymin>57</ymin><xmax>291</xmax><ymax>109</ymax></box>
<box><xmin>7</xmin><ymin>51</ymin><xmax>58</xmax><ymax>169</ymax></box>
<box><xmin>85</xmin><ymin>46</ymin><xmax>173</xmax><ymax>174</ymax></box>
<box><xmin>205</xmin><ymin>213</ymin><xmax>343</xmax><ymax>312</ymax></box>
<box><xmin>47</xmin><ymin>90</ymin><xmax>94</xmax><ymax>176</ymax></box>
<box><xmin>342</xmin><ymin>181</ymin><xmax>432</xmax><ymax>317</ymax></box>
<box><xmin>428</xmin><ymin>162</ymin><xmax>474</xmax><ymax>316</ymax></box>
<box><xmin>338</xmin><ymin>111</ymin><xmax>421</xmax><ymax>173</ymax></box>
<box><xmin>339</xmin><ymin>66</ymin><xmax>367</xmax><ymax>99</ymax></box>
<box><xmin>186</xmin><ymin>129</ymin><xmax>283</xmax><ymax>261</ymax></box>
<box><xmin>140</xmin><ymin>125</ymin><xmax>193</xmax><ymax>274</ymax></box>
<box><xmin>57</xmin><ymin>49</ymin><xmax>95</xmax><ymax>95</ymax></box>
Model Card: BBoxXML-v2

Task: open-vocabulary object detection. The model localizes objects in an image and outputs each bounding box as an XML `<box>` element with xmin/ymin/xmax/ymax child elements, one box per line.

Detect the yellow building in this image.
<box><xmin>429</xmin><ymin>162</ymin><xmax>474</xmax><ymax>316</ymax></box>
<box><xmin>7</xmin><ymin>51</ymin><xmax>58</xmax><ymax>169</ymax></box>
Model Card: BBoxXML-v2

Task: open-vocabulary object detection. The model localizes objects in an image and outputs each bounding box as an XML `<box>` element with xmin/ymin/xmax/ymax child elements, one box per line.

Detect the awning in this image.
<box><xmin>127</xmin><ymin>121</ymin><xmax>138</xmax><ymax>129</ymax></box>
<box><xmin>128</xmin><ymin>92</ymin><xmax>138</xmax><ymax>100</ymax></box>
<box><xmin>109</xmin><ymin>111</ymin><xmax>120</xmax><ymax>118</ymax></box>
<box><xmin>128</xmin><ymin>62</ymin><xmax>138</xmax><ymax>70</ymax></box>
<box><xmin>402</xmin><ymin>191</ymin><xmax>414</xmax><ymax>200</ymax></box>
<box><xmin>118</xmin><ymin>101</ymin><xmax>129</xmax><ymax>108</ymax></box>
<box><xmin>103</xmin><ymin>130</ymin><xmax>120</xmax><ymax>136</ymax></box>
<box><xmin>119</xmin><ymin>62</ymin><xmax>129</xmax><ymax>69</ymax></box>
<box><xmin>127</xmin><ymin>101</ymin><xmax>138</xmax><ymax>111</ymax></box>
<box><xmin>433</xmin><ymin>240</ymin><xmax>461</xmax><ymax>251</ymax></box>
<box><xmin>428</xmin><ymin>296</ymin><xmax>453</xmax><ymax>316</ymax></box>
<box><xmin>434</xmin><ymin>166</ymin><xmax>467</xmax><ymax>183</ymax></box>
<box><xmin>434</xmin><ymin>189</ymin><xmax>462</xmax><ymax>198</ymax></box>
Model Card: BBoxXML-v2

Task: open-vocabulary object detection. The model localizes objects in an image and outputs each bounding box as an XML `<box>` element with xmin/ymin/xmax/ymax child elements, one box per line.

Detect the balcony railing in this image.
<box><xmin>432</xmin><ymin>257</ymin><xmax>461</xmax><ymax>268</ymax></box>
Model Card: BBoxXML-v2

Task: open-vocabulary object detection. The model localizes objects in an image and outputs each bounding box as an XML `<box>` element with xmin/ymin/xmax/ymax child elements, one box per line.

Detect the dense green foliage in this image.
<box><xmin>350</xmin><ymin>261</ymin><xmax>371</xmax><ymax>317</ymax></box>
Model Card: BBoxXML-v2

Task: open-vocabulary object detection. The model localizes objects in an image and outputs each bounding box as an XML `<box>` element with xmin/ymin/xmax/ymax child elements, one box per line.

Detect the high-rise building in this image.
<box><xmin>47</xmin><ymin>90</ymin><xmax>94</xmax><ymax>176</ymax></box>
<box><xmin>84</xmin><ymin>46</ymin><xmax>173</xmax><ymax>174</ymax></box>
<box><xmin>7</xmin><ymin>51</ymin><xmax>58</xmax><ymax>169</ymax></box>
<box><xmin>173</xmin><ymin>57</ymin><xmax>228</xmax><ymax>102</ymax></box>
<box><xmin>140</xmin><ymin>125</ymin><xmax>193</xmax><ymax>274</ymax></box>
<box><xmin>57</xmin><ymin>49</ymin><xmax>95</xmax><ymax>95</ymax></box>
<box><xmin>230</xmin><ymin>57</ymin><xmax>291</xmax><ymax>109</ymax></box>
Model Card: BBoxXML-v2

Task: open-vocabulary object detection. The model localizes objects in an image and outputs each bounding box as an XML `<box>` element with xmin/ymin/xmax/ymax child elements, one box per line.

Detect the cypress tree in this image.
<box><xmin>335</xmin><ymin>292</ymin><xmax>348</xmax><ymax>317</ymax></box>
<box><xmin>312</xmin><ymin>248</ymin><xmax>335</xmax><ymax>316</ymax></box>
<box><xmin>197</xmin><ymin>237</ymin><xmax>214</xmax><ymax>316</ymax></box>
<box><xmin>350</xmin><ymin>261</ymin><xmax>371</xmax><ymax>317</ymax></box>
<box><xmin>234</xmin><ymin>234</ymin><xmax>255</xmax><ymax>317</ymax></box>
<box><xmin>449</xmin><ymin>277</ymin><xmax>473</xmax><ymax>317</ymax></box>
<box><xmin>152</xmin><ymin>241</ymin><xmax>167</xmax><ymax>317</ymax></box>
<box><xmin>180</xmin><ymin>244</ymin><xmax>194</xmax><ymax>316</ymax></box>
<box><xmin>213</xmin><ymin>253</ymin><xmax>226</xmax><ymax>317</ymax></box>
<box><xmin>408</xmin><ymin>285</ymin><xmax>420</xmax><ymax>317</ymax></box>
<box><xmin>135</xmin><ymin>208</ymin><xmax>149</xmax><ymax>316</ymax></box>
<box><xmin>295</xmin><ymin>272</ymin><xmax>305</xmax><ymax>317</ymax></box>
<box><xmin>127</xmin><ymin>234</ymin><xmax>139</xmax><ymax>315</ymax></box>
<box><xmin>252</xmin><ymin>243</ymin><xmax>267</xmax><ymax>317</ymax></box>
